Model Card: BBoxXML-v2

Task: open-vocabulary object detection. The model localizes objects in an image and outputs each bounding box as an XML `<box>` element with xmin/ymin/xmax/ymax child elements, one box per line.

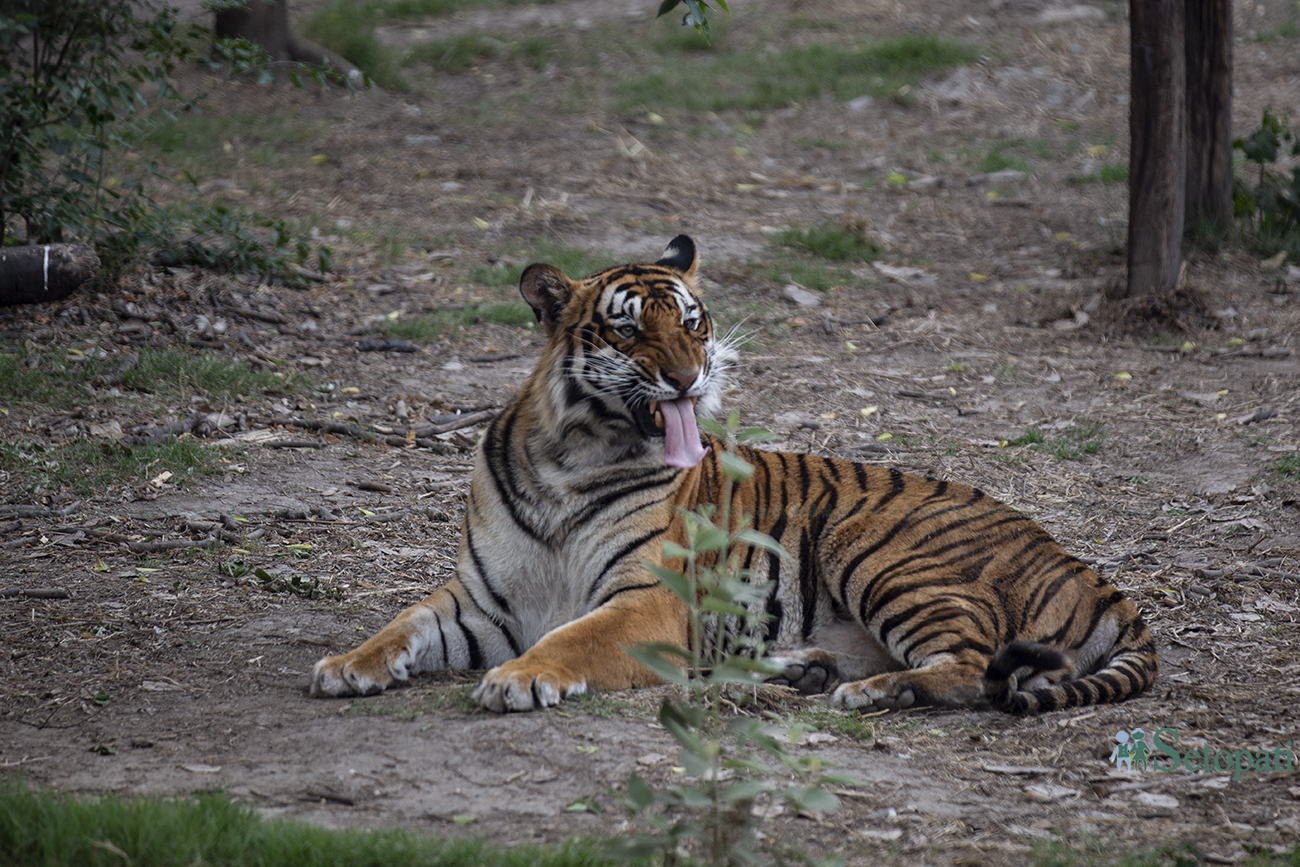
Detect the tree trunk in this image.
<box><xmin>0</xmin><ymin>243</ymin><xmax>100</xmax><ymax>307</ymax></box>
<box><xmin>1127</xmin><ymin>0</ymin><xmax>1186</xmax><ymax>297</ymax></box>
<box><xmin>1184</xmin><ymin>0</ymin><xmax>1234</xmax><ymax>241</ymax></box>
<box><xmin>214</xmin><ymin>0</ymin><xmax>362</xmax><ymax>81</ymax></box>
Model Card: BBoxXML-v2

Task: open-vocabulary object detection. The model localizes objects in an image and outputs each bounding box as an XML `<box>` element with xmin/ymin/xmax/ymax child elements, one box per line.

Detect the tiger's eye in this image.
<box><xmin>615</xmin><ymin>324</ymin><xmax>637</xmax><ymax>339</ymax></box>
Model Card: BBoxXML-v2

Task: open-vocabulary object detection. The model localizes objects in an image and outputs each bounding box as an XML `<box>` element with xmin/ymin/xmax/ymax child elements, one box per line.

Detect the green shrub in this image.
<box><xmin>1234</xmin><ymin>108</ymin><xmax>1300</xmax><ymax>261</ymax></box>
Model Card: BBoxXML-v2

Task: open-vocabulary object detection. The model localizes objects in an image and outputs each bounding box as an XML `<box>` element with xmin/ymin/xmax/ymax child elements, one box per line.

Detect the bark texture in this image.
<box><xmin>0</xmin><ymin>243</ymin><xmax>99</xmax><ymax>307</ymax></box>
<box><xmin>214</xmin><ymin>0</ymin><xmax>362</xmax><ymax>81</ymax></box>
<box><xmin>1127</xmin><ymin>0</ymin><xmax>1186</xmax><ymax>298</ymax></box>
<box><xmin>1184</xmin><ymin>0</ymin><xmax>1234</xmax><ymax>240</ymax></box>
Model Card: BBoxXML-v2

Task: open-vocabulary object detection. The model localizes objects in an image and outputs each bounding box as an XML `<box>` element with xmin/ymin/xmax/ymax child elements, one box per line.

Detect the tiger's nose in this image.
<box><xmin>665</xmin><ymin>368</ymin><xmax>699</xmax><ymax>391</ymax></box>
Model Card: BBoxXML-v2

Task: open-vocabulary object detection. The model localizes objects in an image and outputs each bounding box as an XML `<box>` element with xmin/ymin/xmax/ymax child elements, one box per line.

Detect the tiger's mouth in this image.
<box><xmin>641</xmin><ymin>396</ymin><xmax>708</xmax><ymax>469</ymax></box>
<box><xmin>646</xmin><ymin>397</ymin><xmax>697</xmax><ymax>431</ymax></box>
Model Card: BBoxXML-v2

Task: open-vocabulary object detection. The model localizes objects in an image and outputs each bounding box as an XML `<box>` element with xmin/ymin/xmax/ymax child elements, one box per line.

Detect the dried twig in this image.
<box><xmin>0</xmin><ymin>587</ymin><xmax>70</xmax><ymax>599</ymax></box>
<box><xmin>0</xmin><ymin>503</ymin><xmax>80</xmax><ymax>518</ymax></box>
<box><xmin>93</xmin><ymin>351</ymin><xmax>139</xmax><ymax>388</ymax></box>
<box><xmin>410</xmin><ymin>410</ymin><xmax>497</xmax><ymax>437</ymax></box>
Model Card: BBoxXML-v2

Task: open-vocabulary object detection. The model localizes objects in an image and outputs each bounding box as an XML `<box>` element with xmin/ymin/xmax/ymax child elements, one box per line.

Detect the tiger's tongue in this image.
<box><xmin>659</xmin><ymin>397</ymin><xmax>708</xmax><ymax>469</ymax></box>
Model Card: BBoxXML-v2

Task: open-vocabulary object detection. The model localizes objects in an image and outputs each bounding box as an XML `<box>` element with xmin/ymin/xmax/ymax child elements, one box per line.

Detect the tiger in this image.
<box><xmin>310</xmin><ymin>235</ymin><xmax>1158</xmax><ymax>714</ymax></box>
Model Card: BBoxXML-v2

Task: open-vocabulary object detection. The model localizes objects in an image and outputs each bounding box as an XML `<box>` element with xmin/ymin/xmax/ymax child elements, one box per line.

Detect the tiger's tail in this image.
<box><xmin>984</xmin><ymin>633</ymin><xmax>1159</xmax><ymax>714</ymax></box>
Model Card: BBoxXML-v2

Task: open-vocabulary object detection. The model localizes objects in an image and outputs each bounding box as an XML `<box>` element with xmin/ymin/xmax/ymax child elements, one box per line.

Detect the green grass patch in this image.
<box><xmin>564</xmin><ymin>691</ymin><xmax>642</xmax><ymax>718</ymax></box>
<box><xmin>789</xmin><ymin>706</ymin><xmax>880</xmax><ymax>741</ymax></box>
<box><xmin>404</xmin><ymin>33</ymin><xmax>557</xmax><ymax>73</ymax></box>
<box><xmin>0</xmin><ymin>779</ymin><xmax>612</xmax><ymax>867</ymax></box>
<box><xmin>141</xmin><ymin>112</ymin><xmax>322</xmax><ymax>175</ymax></box>
<box><xmin>773</xmin><ymin>222</ymin><xmax>882</xmax><ymax>262</ymax></box>
<box><xmin>0</xmin><ymin>437</ymin><xmax>222</xmax><ymax>498</ymax></box>
<box><xmin>1010</xmin><ymin>423</ymin><xmax>1106</xmax><ymax>461</ymax></box>
<box><xmin>347</xmin><ymin>684</ymin><xmax>478</xmax><ymax>719</ymax></box>
<box><xmin>300</xmin><ymin>0</ymin><xmax>407</xmax><ymax>89</ymax></box>
<box><xmin>1099</xmin><ymin>162</ymin><xmax>1129</xmax><ymax>184</ymax></box>
<box><xmin>759</xmin><ymin>252</ymin><xmax>855</xmax><ymax>292</ymax></box>
<box><xmin>0</xmin><ymin>346</ymin><xmax>302</xmax><ymax>409</ymax></box>
<box><xmin>977</xmin><ymin>137</ymin><xmax>1053</xmax><ymax>174</ymax></box>
<box><xmin>1270</xmin><ymin>453</ymin><xmax>1300</xmax><ymax>480</ymax></box>
<box><xmin>380</xmin><ymin>302</ymin><xmax>537</xmax><ymax>342</ymax></box>
<box><xmin>618</xmin><ymin>35</ymin><xmax>979</xmax><ymax>112</ymax></box>
<box><xmin>469</xmin><ymin>243</ymin><xmax>617</xmax><ymax>289</ymax></box>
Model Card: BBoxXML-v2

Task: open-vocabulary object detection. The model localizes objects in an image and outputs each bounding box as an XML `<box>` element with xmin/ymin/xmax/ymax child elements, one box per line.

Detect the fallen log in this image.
<box><xmin>0</xmin><ymin>243</ymin><xmax>100</xmax><ymax>307</ymax></box>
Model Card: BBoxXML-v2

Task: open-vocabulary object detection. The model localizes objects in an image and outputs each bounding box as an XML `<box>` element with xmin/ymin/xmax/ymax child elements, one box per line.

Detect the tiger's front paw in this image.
<box><xmin>830</xmin><ymin>677</ymin><xmax>916</xmax><ymax>713</ymax></box>
<box><xmin>309</xmin><ymin>645</ymin><xmax>408</xmax><ymax>697</ymax></box>
<box><xmin>471</xmin><ymin>659</ymin><xmax>587</xmax><ymax>713</ymax></box>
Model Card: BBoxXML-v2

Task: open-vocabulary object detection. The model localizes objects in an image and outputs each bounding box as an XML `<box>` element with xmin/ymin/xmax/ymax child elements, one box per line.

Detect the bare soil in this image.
<box><xmin>3</xmin><ymin>0</ymin><xmax>1300</xmax><ymax>864</ymax></box>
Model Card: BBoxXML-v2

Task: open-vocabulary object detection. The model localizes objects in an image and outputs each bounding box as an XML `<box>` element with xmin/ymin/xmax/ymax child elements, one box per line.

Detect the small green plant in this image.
<box><xmin>1270</xmin><ymin>453</ymin><xmax>1300</xmax><ymax>480</ymax></box>
<box><xmin>1233</xmin><ymin>108</ymin><xmax>1300</xmax><ymax>261</ymax></box>
<box><xmin>1010</xmin><ymin>423</ymin><xmax>1105</xmax><ymax>461</ymax></box>
<box><xmin>655</xmin><ymin>0</ymin><xmax>732</xmax><ymax>44</ymax></box>
<box><xmin>150</xmin><ymin>197</ymin><xmax>333</xmax><ymax>284</ymax></box>
<box><xmin>0</xmin><ymin>1</ymin><xmax>341</xmax><ymax>280</ymax></box>
<box><xmin>610</xmin><ymin>412</ymin><xmax>854</xmax><ymax>867</ymax></box>
<box><xmin>773</xmin><ymin>223</ymin><xmax>881</xmax><ymax>262</ymax></box>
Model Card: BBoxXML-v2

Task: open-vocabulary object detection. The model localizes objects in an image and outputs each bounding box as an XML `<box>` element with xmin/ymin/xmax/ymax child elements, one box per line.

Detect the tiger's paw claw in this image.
<box><xmin>830</xmin><ymin>682</ymin><xmax>916</xmax><ymax>713</ymax></box>
<box><xmin>309</xmin><ymin>651</ymin><xmax>404</xmax><ymax>698</ymax></box>
<box><xmin>472</xmin><ymin>661</ymin><xmax>587</xmax><ymax>713</ymax></box>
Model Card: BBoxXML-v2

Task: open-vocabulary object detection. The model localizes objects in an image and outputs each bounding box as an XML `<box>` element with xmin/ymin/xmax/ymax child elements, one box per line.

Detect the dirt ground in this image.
<box><xmin>3</xmin><ymin>0</ymin><xmax>1300</xmax><ymax>863</ymax></box>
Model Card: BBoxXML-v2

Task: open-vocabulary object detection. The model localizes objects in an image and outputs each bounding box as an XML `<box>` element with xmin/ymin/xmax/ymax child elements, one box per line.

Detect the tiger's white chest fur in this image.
<box><xmin>460</xmin><ymin>437</ymin><xmax>685</xmax><ymax>648</ymax></box>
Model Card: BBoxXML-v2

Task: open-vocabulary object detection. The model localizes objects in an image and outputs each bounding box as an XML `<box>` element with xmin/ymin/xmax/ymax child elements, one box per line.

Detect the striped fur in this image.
<box><xmin>310</xmin><ymin>236</ymin><xmax>1158</xmax><ymax>714</ymax></box>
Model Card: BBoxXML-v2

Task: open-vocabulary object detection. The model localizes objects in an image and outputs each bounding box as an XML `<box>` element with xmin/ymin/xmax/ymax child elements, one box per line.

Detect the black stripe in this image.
<box><xmin>450</xmin><ymin>593</ymin><xmax>484</xmax><ymax>670</ymax></box>
<box><xmin>798</xmin><ymin>531</ymin><xmax>817</xmax><ymax>640</ymax></box>
<box><xmin>483</xmin><ymin>407</ymin><xmax>546</xmax><ymax>543</ymax></box>
<box><xmin>594</xmin><ymin>581</ymin><xmax>662</xmax><ymax>609</ymax></box>
<box><xmin>465</xmin><ymin>521</ymin><xmax>511</xmax><ymax>617</ymax></box>
<box><xmin>588</xmin><ymin>526</ymin><xmax>669</xmax><ymax>607</ymax></box>
<box><xmin>434</xmin><ymin>610</ymin><xmax>450</xmax><ymax>665</ymax></box>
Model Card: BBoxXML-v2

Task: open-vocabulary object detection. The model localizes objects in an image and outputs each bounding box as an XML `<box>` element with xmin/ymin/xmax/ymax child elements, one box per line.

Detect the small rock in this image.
<box><xmin>783</xmin><ymin>284</ymin><xmax>822</xmax><ymax>307</ymax></box>
<box><xmin>846</xmin><ymin>96</ymin><xmax>874</xmax><ymax>112</ymax></box>
<box><xmin>908</xmin><ymin>175</ymin><xmax>943</xmax><ymax>189</ymax></box>
<box><xmin>88</xmin><ymin>420</ymin><xmax>124</xmax><ymax>440</ymax></box>
<box><xmin>859</xmin><ymin>828</ymin><xmax>903</xmax><ymax>841</ymax></box>
<box><xmin>403</xmin><ymin>134</ymin><xmax>442</xmax><ymax>148</ymax></box>
<box><xmin>1135</xmin><ymin>792</ymin><xmax>1179</xmax><ymax>810</ymax></box>
<box><xmin>969</xmin><ymin>169</ymin><xmax>1028</xmax><ymax>185</ymax></box>
<box><xmin>440</xmin><ymin>181</ymin><xmax>465</xmax><ymax>193</ymax></box>
<box><xmin>636</xmin><ymin>752</ymin><xmax>666</xmax><ymax>766</ymax></box>
<box><xmin>1038</xmin><ymin>5</ymin><xmax>1106</xmax><ymax>24</ymax></box>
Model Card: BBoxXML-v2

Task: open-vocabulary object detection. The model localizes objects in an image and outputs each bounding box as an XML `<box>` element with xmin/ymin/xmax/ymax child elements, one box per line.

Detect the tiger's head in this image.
<box><xmin>519</xmin><ymin>235</ymin><xmax>735</xmax><ymax>469</ymax></box>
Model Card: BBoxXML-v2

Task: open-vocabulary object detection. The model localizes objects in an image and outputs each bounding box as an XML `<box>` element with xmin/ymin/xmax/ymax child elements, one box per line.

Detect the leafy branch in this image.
<box><xmin>611</xmin><ymin>411</ymin><xmax>857</xmax><ymax>867</ymax></box>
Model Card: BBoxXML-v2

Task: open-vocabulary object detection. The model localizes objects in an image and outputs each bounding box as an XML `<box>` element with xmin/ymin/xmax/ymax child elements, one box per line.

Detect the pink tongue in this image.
<box><xmin>659</xmin><ymin>397</ymin><xmax>709</xmax><ymax>469</ymax></box>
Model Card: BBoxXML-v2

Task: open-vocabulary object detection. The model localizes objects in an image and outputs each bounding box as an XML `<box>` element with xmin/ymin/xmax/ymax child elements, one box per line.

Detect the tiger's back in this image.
<box><xmin>310</xmin><ymin>235</ymin><xmax>1157</xmax><ymax>714</ymax></box>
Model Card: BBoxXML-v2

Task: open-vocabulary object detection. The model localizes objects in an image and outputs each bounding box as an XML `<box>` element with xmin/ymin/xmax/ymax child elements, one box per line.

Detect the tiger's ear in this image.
<box><xmin>519</xmin><ymin>263</ymin><xmax>575</xmax><ymax>334</ymax></box>
<box><xmin>655</xmin><ymin>235</ymin><xmax>698</xmax><ymax>282</ymax></box>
